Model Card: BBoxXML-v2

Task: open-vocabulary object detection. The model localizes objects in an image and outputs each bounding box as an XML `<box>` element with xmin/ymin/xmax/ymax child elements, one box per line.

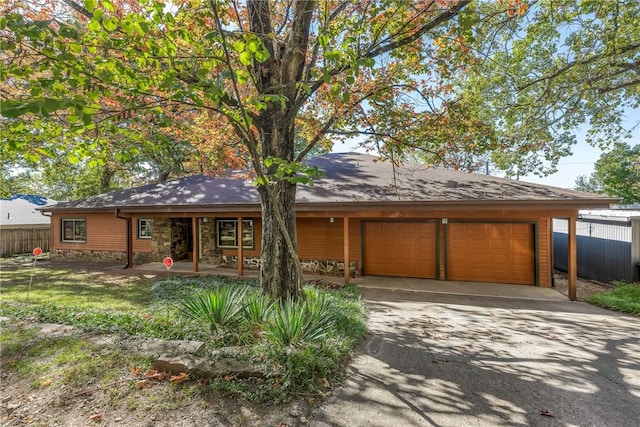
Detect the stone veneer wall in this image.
<box><xmin>52</xmin><ymin>249</ymin><xmax>125</xmax><ymax>264</ymax></box>
<box><xmin>218</xmin><ymin>255</ymin><xmax>360</xmax><ymax>278</ymax></box>
<box><xmin>199</xmin><ymin>219</ymin><xmax>223</xmax><ymax>265</ymax></box>
<box><xmin>52</xmin><ymin>249</ymin><xmax>160</xmax><ymax>264</ymax></box>
<box><xmin>151</xmin><ymin>218</ymin><xmax>172</xmax><ymax>258</ymax></box>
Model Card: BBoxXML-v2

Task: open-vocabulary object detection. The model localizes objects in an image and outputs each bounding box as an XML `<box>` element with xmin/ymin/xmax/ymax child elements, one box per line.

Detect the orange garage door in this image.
<box><xmin>364</xmin><ymin>221</ymin><xmax>437</xmax><ymax>278</ymax></box>
<box><xmin>447</xmin><ymin>223</ymin><xmax>535</xmax><ymax>285</ymax></box>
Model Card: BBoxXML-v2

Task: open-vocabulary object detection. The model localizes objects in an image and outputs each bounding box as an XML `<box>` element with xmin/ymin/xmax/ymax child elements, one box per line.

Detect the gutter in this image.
<box><xmin>115</xmin><ymin>209</ymin><xmax>132</xmax><ymax>269</ymax></box>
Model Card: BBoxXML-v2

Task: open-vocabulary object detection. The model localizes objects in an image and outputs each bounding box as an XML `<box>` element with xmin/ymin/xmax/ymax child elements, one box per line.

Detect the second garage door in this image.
<box><xmin>447</xmin><ymin>222</ymin><xmax>535</xmax><ymax>285</ymax></box>
<box><xmin>364</xmin><ymin>221</ymin><xmax>437</xmax><ymax>278</ymax></box>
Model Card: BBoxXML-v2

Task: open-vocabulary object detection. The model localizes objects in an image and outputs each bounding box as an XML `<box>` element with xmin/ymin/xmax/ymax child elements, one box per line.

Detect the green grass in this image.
<box><xmin>0</xmin><ymin>266</ymin><xmax>152</xmax><ymax>311</ymax></box>
<box><xmin>0</xmin><ymin>325</ymin><xmax>154</xmax><ymax>389</ymax></box>
<box><xmin>0</xmin><ymin>267</ymin><xmax>368</xmax><ymax>403</ymax></box>
<box><xmin>587</xmin><ymin>282</ymin><xmax>640</xmax><ymax>316</ymax></box>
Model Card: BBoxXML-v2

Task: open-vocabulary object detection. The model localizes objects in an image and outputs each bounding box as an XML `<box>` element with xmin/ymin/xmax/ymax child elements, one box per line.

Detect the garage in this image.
<box><xmin>447</xmin><ymin>222</ymin><xmax>536</xmax><ymax>285</ymax></box>
<box><xmin>363</xmin><ymin>221</ymin><xmax>438</xmax><ymax>278</ymax></box>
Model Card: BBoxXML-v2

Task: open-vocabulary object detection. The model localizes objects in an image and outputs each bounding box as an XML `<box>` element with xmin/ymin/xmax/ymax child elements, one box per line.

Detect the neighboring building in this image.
<box><xmin>41</xmin><ymin>153</ymin><xmax>615</xmax><ymax>298</ymax></box>
<box><xmin>553</xmin><ymin>206</ymin><xmax>640</xmax><ymax>282</ymax></box>
<box><xmin>1</xmin><ymin>194</ymin><xmax>56</xmax><ymax>256</ymax></box>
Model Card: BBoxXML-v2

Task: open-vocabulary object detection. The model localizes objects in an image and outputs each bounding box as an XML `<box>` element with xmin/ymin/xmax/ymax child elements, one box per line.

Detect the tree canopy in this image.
<box><xmin>575</xmin><ymin>143</ymin><xmax>640</xmax><ymax>204</ymax></box>
<box><xmin>2</xmin><ymin>0</ymin><xmax>639</xmax><ymax>298</ymax></box>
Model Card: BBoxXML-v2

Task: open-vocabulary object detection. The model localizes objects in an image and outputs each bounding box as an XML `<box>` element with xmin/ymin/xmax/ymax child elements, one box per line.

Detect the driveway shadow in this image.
<box><xmin>312</xmin><ymin>289</ymin><xmax>640</xmax><ymax>427</ymax></box>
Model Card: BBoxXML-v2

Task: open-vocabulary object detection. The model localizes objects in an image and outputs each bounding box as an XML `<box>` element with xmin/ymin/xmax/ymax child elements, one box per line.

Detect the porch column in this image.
<box><xmin>192</xmin><ymin>217</ymin><xmax>199</xmax><ymax>273</ymax></box>
<box><xmin>237</xmin><ymin>217</ymin><xmax>244</xmax><ymax>277</ymax></box>
<box><xmin>343</xmin><ymin>216</ymin><xmax>350</xmax><ymax>284</ymax></box>
<box><xmin>568</xmin><ymin>215</ymin><xmax>577</xmax><ymax>301</ymax></box>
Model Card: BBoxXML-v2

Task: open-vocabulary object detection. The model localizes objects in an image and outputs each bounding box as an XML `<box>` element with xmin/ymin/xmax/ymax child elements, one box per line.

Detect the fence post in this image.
<box><xmin>632</xmin><ymin>218</ymin><xmax>640</xmax><ymax>282</ymax></box>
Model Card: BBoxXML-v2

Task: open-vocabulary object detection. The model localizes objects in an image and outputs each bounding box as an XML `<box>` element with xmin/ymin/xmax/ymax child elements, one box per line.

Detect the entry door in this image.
<box><xmin>364</xmin><ymin>221</ymin><xmax>438</xmax><ymax>278</ymax></box>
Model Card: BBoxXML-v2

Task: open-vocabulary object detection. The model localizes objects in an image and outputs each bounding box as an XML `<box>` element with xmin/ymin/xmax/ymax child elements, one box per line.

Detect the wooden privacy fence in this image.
<box><xmin>0</xmin><ymin>228</ymin><xmax>50</xmax><ymax>257</ymax></box>
<box><xmin>554</xmin><ymin>218</ymin><xmax>640</xmax><ymax>283</ymax></box>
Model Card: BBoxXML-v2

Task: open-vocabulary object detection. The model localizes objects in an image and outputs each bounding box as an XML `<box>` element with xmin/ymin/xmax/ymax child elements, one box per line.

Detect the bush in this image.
<box><xmin>261</xmin><ymin>295</ymin><xmax>335</xmax><ymax>347</ymax></box>
<box><xmin>178</xmin><ymin>286</ymin><xmax>248</xmax><ymax>331</ymax></box>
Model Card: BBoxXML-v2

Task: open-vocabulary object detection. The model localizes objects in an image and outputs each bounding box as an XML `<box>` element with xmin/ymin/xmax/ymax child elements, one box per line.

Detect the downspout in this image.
<box><xmin>39</xmin><ymin>210</ymin><xmax>52</xmax><ymax>256</ymax></box>
<box><xmin>115</xmin><ymin>209</ymin><xmax>132</xmax><ymax>269</ymax></box>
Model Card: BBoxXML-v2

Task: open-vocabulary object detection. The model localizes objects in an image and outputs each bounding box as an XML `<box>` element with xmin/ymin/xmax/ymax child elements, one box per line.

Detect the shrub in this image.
<box><xmin>261</xmin><ymin>294</ymin><xmax>335</xmax><ymax>347</ymax></box>
<box><xmin>178</xmin><ymin>286</ymin><xmax>248</xmax><ymax>331</ymax></box>
<box><xmin>243</xmin><ymin>292</ymin><xmax>275</xmax><ymax>324</ymax></box>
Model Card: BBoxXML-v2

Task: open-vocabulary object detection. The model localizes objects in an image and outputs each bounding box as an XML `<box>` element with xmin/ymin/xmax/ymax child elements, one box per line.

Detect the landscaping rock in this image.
<box><xmin>153</xmin><ymin>355</ymin><xmax>266</xmax><ymax>380</ymax></box>
<box><xmin>36</xmin><ymin>323</ymin><xmax>74</xmax><ymax>338</ymax></box>
<box><xmin>137</xmin><ymin>338</ymin><xmax>204</xmax><ymax>357</ymax></box>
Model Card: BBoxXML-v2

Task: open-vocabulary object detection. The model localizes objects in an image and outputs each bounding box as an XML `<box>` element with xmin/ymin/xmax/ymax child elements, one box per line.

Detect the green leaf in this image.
<box><xmin>247</xmin><ymin>40</ymin><xmax>259</xmax><ymax>53</ymax></box>
<box><xmin>235</xmin><ymin>69</ymin><xmax>249</xmax><ymax>84</ymax></box>
<box><xmin>88</xmin><ymin>19</ymin><xmax>101</xmax><ymax>32</ymax></box>
<box><xmin>83</xmin><ymin>0</ymin><xmax>97</xmax><ymax>12</ymax></box>
<box><xmin>102</xmin><ymin>17</ymin><xmax>118</xmax><ymax>32</ymax></box>
<box><xmin>232</xmin><ymin>41</ymin><xmax>245</xmax><ymax>53</ymax></box>
<box><xmin>255</xmin><ymin>50</ymin><xmax>270</xmax><ymax>63</ymax></box>
<box><xmin>342</xmin><ymin>92</ymin><xmax>351</xmax><ymax>103</ymax></box>
<box><xmin>239</xmin><ymin>51</ymin><xmax>252</xmax><ymax>66</ymax></box>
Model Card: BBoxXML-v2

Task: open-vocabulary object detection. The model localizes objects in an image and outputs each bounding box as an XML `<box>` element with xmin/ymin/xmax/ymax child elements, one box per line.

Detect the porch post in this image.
<box><xmin>237</xmin><ymin>217</ymin><xmax>244</xmax><ymax>277</ymax></box>
<box><xmin>192</xmin><ymin>217</ymin><xmax>199</xmax><ymax>273</ymax></box>
<box><xmin>568</xmin><ymin>215</ymin><xmax>577</xmax><ymax>301</ymax></box>
<box><xmin>344</xmin><ymin>216</ymin><xmax>350</xmax><ymax>284</ymax></box>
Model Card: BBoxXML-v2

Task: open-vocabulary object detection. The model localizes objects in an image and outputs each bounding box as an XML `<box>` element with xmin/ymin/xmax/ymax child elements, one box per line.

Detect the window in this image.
<box><xmin>216</xmin><ymin>219</ymin><xmax>254</xmax><ymax>249</ymax></box>
<box><xmin>138</xmin><ymin>218</ymin><xmax>152</xmax><ymax>239</ymax></box>
<box><xmin>61</xmin><ymin>218</ymin><xmax>86</xmax><ymax>243</ymax></box>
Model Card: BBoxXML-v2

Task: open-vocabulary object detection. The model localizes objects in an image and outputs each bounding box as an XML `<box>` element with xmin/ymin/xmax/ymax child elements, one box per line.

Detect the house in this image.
<box><xmin>1</xmin><ymin>194</ymin><xmax>56</xmax><ymax>256</ymax></box>
<box><xmin>41</xmin><ymin>153</ymin><xmax>616</xmax><ymax>299</ymax></box>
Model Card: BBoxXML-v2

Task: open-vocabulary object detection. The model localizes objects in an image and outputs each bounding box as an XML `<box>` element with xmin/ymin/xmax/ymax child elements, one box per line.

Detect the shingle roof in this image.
<box><xmin>42</xmin><ymin>153</ymin><xmax>614</xmax><ymax>212</ymax></box>
<box><xmin>1</xmin><ymin>194</ymin><xmax>57</xmax><ymax>226</ymax></box>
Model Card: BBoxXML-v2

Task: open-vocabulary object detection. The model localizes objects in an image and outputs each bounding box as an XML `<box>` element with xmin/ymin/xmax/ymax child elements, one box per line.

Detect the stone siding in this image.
<box><xmin>199</xmin><ymin>219</ymin><xmax>223</xmax><ymax>265</ymax></box>
<box><xmin>151</xmin><ymin>218</ymin><xmax>172</xmax><ymax>258</ymax></box>
<box><xmin>52</xmin><ymin>249</ymin><xmax>159</xmax><ymax>265</ymax></box>
<box><xmin>218</xmin><ymin>255</ymin><xmax>359</xmax><ymax>278</ymax></box>
<box><xmin>52</xmin><ymin>249</ymin><xmax>125</xmax><ymax>264</ymax></box>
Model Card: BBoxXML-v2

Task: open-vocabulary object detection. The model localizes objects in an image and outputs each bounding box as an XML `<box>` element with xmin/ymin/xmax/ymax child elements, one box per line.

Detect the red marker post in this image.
<box><xmin>163</xmin><ymin>256</ymin><xmax>173</xmax><ymax>279</ymax></box>
<box><xmin>27</xmin><ymin>247</ymin><xmax>43</xmax><ymax>300</ymax></box>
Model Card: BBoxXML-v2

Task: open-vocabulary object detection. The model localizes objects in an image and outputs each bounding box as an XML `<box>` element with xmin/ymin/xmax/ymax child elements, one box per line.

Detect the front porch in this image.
<box><xmin>118</xmin><ymin>261</ymin><xmax>565</xmax><ymax>301</ymax></box>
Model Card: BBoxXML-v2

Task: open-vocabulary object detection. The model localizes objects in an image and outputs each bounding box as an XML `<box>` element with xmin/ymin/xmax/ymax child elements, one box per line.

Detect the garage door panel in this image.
<box><xmin>364</xmin><ymin>222</ymin><xmax>437</xmax><ymax>278</ymax></box>
<box><xmin>447</xmin><ymin>223</ymin><xmax>535</xmax><ymax>285</ymax></box>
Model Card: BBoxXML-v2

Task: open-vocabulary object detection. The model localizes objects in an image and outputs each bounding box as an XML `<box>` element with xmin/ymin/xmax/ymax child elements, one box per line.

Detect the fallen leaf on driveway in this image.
<box><xmin>539</xmin><ymin>410</ymin><xmax>555</xmax><ymax>417</ymax></box>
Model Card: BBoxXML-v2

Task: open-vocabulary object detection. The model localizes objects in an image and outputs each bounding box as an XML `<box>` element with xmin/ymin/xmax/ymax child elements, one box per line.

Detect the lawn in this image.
<box><xmin>0</xmin><ymin>265</ymin><xmax>152</xmax><ymax>311</ymax></box>
<box><xmin>0</xmin><ymin>264</ymin><xmax>367</xmax><ymax>418</ymax></box>
<box><xmin>587</xmin><ymin>282</ymin><xmax>640</xmax><ymax>316</ymax></box>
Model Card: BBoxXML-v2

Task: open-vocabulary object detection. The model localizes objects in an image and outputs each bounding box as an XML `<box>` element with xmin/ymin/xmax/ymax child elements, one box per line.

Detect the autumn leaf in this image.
<box><xmin>134</xmin><ymin>379</ymin><xmax>151</xmax><ymax>389</ymax></box>
<box><xmin>39</xmin><ymin>379</ymin><xmax>52</xmax><ymax>388</ymax></box>
<box><xmin>145</xmin><ymin>370</ymin><xmax>165</xmax><ymax>381</ymax></box>
<box><xmin>169</xmin><ymin>373</ymin><xmax>189</xmax><ymax>383</ymax></box>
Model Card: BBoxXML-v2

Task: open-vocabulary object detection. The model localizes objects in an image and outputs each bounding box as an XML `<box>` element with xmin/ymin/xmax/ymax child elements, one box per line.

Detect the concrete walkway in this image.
<box><xmin>312</xmin><ymin>288</ymin><xmax>640</xmax><ymax>427</ymax></box>
<box><xmin>125</xmin><ymin>261</ymin><xmax>566</xmax><ymax>301</ymax></box>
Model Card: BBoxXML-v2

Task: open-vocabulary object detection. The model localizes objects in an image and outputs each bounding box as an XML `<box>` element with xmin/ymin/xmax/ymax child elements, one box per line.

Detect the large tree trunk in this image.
<box><xmin>255</xmin><ymin>108</ymin><xmax>305</xmax><ymax>300</ymax></box>
<box><xmin>246</xmin><ymin>0</ymin><xmax>315</xmax><ymax>300</ymax></box>
<box><xmin>257</xmin><ymin>179</ymin><xmax>303</xmax><ymax>300</ymax></box>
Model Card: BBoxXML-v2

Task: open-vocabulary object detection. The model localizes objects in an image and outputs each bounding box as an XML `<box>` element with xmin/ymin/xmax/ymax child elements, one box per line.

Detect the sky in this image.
<box><xmin>331</xmin><ymin>107</ymin><xmax>640</xmax><ymax>190</ymax></box>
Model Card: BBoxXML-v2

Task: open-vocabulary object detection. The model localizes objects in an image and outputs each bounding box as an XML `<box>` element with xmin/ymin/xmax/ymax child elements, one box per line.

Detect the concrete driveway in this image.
<box><xmin>312</xmin><ymin>288</ymin><xmax>640</xmax><ymax>427</ymax></box>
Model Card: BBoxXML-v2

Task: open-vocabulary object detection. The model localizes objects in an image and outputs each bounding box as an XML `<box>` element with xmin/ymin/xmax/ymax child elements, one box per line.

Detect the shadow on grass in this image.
<box><xmin>0</xmin><ymin>265</ymin><xmax>153</xmax><ymax>311</ymax></box>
